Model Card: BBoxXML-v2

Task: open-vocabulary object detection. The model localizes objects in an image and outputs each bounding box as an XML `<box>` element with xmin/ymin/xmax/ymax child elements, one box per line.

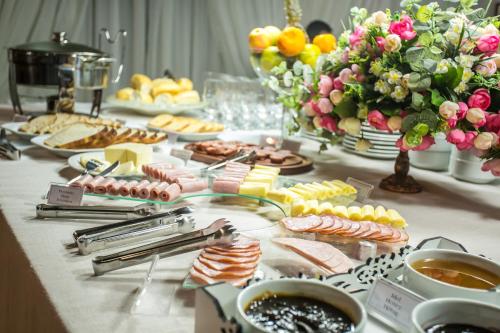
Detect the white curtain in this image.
<box><xmin>0</xmin><ymin>0</ymin><xmax>494</xmax><ymax>103</ymax></box>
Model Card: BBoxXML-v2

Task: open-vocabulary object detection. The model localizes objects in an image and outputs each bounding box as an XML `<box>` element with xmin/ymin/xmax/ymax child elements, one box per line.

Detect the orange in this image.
<box><xmin>313</xmin><ymin>33</ymin><xmax>337</xmax><ymax>53</ymax></box>
<box><xmin>248</xmin><ymin>27</ymin><xmax>272</xmax><ymax>54</ymax></box>
<box><xmin>277</xmin><ymin>26</ymin><xmax>306</xmax><ymax>57</ymax></box>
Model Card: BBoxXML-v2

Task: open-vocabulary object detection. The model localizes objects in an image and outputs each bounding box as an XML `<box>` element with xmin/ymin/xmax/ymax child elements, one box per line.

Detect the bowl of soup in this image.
<box><xmin>411</xmin><ymin>298</ymin><xmax>500</xmax><ymax>333</ymax></box>
<box><xmin>403</xmin><ymin>249</ymin><xmax>500</xmax><ymax>304</ymax></box>
<box><xmin>236</xmin><ymin>278</ymin><xmax>367</xmax><ymax>333</ymax></box>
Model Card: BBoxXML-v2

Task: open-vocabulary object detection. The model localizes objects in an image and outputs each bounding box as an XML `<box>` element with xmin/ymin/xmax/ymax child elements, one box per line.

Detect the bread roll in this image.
<box><xmin>174</xmin><ymin>90</ymin><xmax>200</xmax><ymax>104</ymax></box>
<box><xmin>177</xmin><ymin>78</ymin><xmax>193</xmax><ymax>92</ymax></box>
<box><xmin>151</xmin><ymin>81</ymin><xmax>181</xmax><ymax>97</ymax></box>
<box><xmin>115</xmin><ymin>87</ymin><xmax>136</xmax><ymax>101</ymax></box>
<box><xmin>139</xmin><ymin>91</ymin><xmax>153</xmax><ymax>104</ymax></box>
<box><xmin>130</xmin><ymin>74</ymin><xmax>152</xmax><ymax>90</ymax></box>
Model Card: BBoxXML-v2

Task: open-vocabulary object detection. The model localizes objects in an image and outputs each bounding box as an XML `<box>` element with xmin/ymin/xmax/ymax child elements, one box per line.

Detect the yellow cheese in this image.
<box><xmin>318</xmin><ymin>202</ymin><xmax>334</xmax><ymax>215</ymax></box>
<box><xmin>348</xmin><ymin>206</ymin><xmax>362</xmax><ymax>221</ymax></box>
<box><xmin>253</xmin><ymin>164</ymin><xmax>280</xmax><ymax>174</ymax></box>
<box><xmin>288</xmin><ymin>187</ymin><xmax>312</xmax><ymax>200</ymax></box>
<box><xmin>279</xmin><ymin>188</ymin><xmax>302</xmax><ymax>202</ymax></box>
<box><xmin>332</xmin><ymin>205</ymin><xmax>349</xmax><ymax>219</ymax></box>
<box><xmin>295</xmin><ymin>184</ymin><xmax>320</xmax><ymax>198</ymax></box>
<box><xmin>312</xmin><ymin>182</ymin><xmax>335</xmax><ymax>197</ymax></box>
<box><xmin>244</xmin><ymin>175</ymin><xmax>275</xmax><ymax>186</ymax></box>
<box><xmin>361</xmin><ymin>205</ymin><xmax>375</xmax><ymax>221</ymax></box>
<box><xmin>302</xmin><ymin>184</ymin><xmax>326</xmax><ymax>199</ymax></box>
<box><xmin>387</xmin><ymin>209</ymin><xmax>407</xmax><ymax>228</ymax></box>
<box><xmin>111</xmin><ymin>161</ymin><xmax>136</xmax><ymax>176</ymax></box>
<box><xmin>266</xmin><ymin>189</ymin><xmax>290</xmax><ymax>204</ymax></box>
<box><xmin>374</xmin><ymin>205</ymin><xmax>390</xmax><ymax>224</ymax></box>
<box><xmin>104</xmin><ymin>143</ymin><xmax>152</xmax><ymax>167</ymax></box>
<box><xmin>248</xmin><ymin>169</ymin><xmax>278</xmax><ymax>177</ymax></box>
<box><xmin>291</xmin><ymin>199</ymin><xmax>308</xmax><ymax>217</ymax></box>
<box><xmin>306</xmin><ymin>200</ymin><xmax>319</xmax><ymax>214</ymax></box>
<box><xmin>330</xmin><ymin>180</ymin><xmax>357</xmax><ymax>195</ymax></box>
<box><xmin>321</xmin><ymin>181</ymin><xmax>342</xmax><ymax>195</ymax></box>
<box><xmin>238</xmin><ymin>182</ymin><xmax>270</xmax><ymax>197</ymax></box>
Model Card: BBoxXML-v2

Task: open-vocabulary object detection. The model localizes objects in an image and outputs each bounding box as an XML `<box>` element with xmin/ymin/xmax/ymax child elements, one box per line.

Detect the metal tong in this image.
<box><xmin>76</xmin><ymin>215</ymin><xmax>195</xmax><ymax>255</ymax></box>
<box><xmin>200</xmin><ymin>150</ymin><xmax>256</xmax><ymax>175</ymax></box>
<box><xmin>36</xmin><ymin>202</ymin><xmax>161</xmax><ymax>220</ymax></box>
<box><xmin>92</xmin><ymin>218</ymin><xmax>237</xmax><ymax>276</ymax></box>
<box><xmin>0</xmin><ymin>128</ymin><xmax>21</xmax><ymax>160</ymax></box>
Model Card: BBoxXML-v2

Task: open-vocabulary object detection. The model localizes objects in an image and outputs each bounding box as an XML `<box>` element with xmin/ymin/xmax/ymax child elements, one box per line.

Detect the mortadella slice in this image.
<box><xmin>94</xmin><ymin>178</ymin><xmax>116</xmax><ymax>194</ymax></box>
<box><xmin>70</xmin><ymin>174</ymin><xmax>94</xmax><ymax>189</ymax></box>
<box><xmin>138</xmin><ymin>181</ymin><xmax>159</xmax><ymax>199</ymax></box>
<box><xmin>130</xmin><ymin>180</ymin><xmax>150</xmax><ymax>197</ymax></box>
<box><xmin>192</xmin><ymin>258</ymin><xmax>255</xmax><ymax>278</ymax></box>
<box><xmin>159</xmin><ymin>183</ymin><xmax>181</xmax><ymax>202</ymax></box>
<box><xmin>281</xmin><ymin>215</ymin><xmax>322</xmax><ymax>232</ymax></box>
<box><xmin>150</xmin><ymin>182</ymin><xmax>170</xmax><ymax>200</ymax></box>
<box><xmin>119</xmin><ymin>180</ymin><xmax>138</xmax><ymax>196</ymax></box>
<box><xmin>108</xmin><ymin>180</ymin><xmax>127</xmax><ymax>196</ymax></box>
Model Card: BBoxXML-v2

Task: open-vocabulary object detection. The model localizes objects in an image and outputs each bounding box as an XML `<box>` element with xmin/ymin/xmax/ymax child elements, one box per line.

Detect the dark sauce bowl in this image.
<box><xmin>236</xmin><ymin>278</ymin><xmax>367</xmax><ymax>333</ymax></box>
<box><xmin>411</xmin><ymin>298</ymin><xmax>500</xmax><ymax>333</ymax></box>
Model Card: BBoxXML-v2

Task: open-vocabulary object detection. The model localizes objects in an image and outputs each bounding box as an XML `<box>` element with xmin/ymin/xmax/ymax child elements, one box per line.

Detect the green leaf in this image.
<box><xmin>402</xmin><ymin>113</ymin><xmax>419</xmax><ymax>132</ymax></box>
<box><xmin>418</xmin><ymin>31</ymin><xmax>433</xmax><ymax>46</ymax></box>
<box><xmin>332</xmin><ymin>98</ymin><xmax>357</xmax><ymax>118</ymax></box>
<box><xmin>419</xmin><ymin>109</ymin><xmax>439</xmax><ymax>131</ymax></box>
<box><xmin>405</xmin><ymin>130</ymin><xmax>423</xmax><ymax>147</ymax></box>
<box><xmin>413</xmin><ymin>123</ymin><xmax>429</xmax><ymax>136</ymax></box>
<box><xmin>412</xmin><ymin>92</ymin><xmax>424</xmax><ymax>109</ymax></box>
<box><xmin>405</xmin><ymin>47</ymin><xmax>426</xmax><ymax>64</ymax></box>
<box><xmin>416</xmin><ymin>5</ymin><xmax>433</xmax><ymax>23</ymax></box>
<box><xmin>423</xmin><ymin>59</ymin><xmax>437</xmax><ymax>72</ymax></box>
<box><xmin>430</xmin><ymin>89</ymin><xmax>445</xmax><ymax>106</ymax></box>
<box><xmin>429</xmin><ymin>46</ymin><xmax>442</xmax><ymax>55</ymax></box>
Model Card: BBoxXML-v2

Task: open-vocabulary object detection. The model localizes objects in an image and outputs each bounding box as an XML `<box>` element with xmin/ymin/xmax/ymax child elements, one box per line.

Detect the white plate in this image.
<box><xmin>31</xmin><ymin>135</ymin><xmax>107</xmax><ymax>157</ymax></box>
<box><xmin>106</xmin><ymin>96</ymin><xmax>208</xmax><ymax>115</ymax></box>
<box><xmin>68</xmin><ymin>152</ymin><xmax>185</xmax><ymax>177</ymax></box>
<box><xmin>344</xmin><ymin>137</ymin><xmax>399</xmax><ymax>147</ymax></box>
<box><xmin>343</xmin><ymin>137</ymin><xmax>400</xmax><ymax>150</ymax></box>
<box><xmin>342</xmin><ymin>142</ymin><xmax>400</xmax><ymax>155</ymax></box>
<box><xmin>1</xmin><ymin>122</ymin><xmax>37</xmax><ymax>140</ymax></box>
<box><xmin>342</xmin><ymin>147</ymin><xmax>398</xmax><ymax>160</ymax></box>
<box><xmin>147</xmin><ymin>126</ymin><xmax>221</xmax><ymax>142</ymax></box>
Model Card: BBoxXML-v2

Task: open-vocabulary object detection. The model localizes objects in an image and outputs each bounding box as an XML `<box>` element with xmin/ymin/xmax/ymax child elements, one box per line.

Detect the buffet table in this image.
<box><xmin>1</xmin><ymin>106</ymin><xmax>499</xmax><ymax>333</ymax></box>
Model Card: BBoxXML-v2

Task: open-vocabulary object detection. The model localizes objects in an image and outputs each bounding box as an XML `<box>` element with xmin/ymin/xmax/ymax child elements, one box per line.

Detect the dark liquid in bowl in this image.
<box><xmin>245</xmin><ymin>293</ymin><xmax>355</xmax><ymax>333</ymax></box>
<box><xmin>426</xmin><ymin>323</ymin><xmax>499</xmax><ymax>333</ymax></box>
<box><xmin>411</xmin><ymin>258</ymin><xmax>500</xmax><ymax>290</ymax></box>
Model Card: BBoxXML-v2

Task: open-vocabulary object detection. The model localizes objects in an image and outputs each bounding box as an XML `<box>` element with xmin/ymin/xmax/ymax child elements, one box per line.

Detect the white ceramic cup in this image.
<box><xmin>403</xmin><ymin>249</ymin><xmax>500</xmax><ymax>305</ymax></box>
<box><xmin>449</xmin><ymin>146</ymin><xmax>495</xmax><ymax>183</ymax></box>
<box><xmin>236</xmin><ymin>278</ymin><xmax>367</xmax><ymax>333</ymax></box>
<box><xmin>411</xmin><ymin>298</ymin><xmax>500</xmax><ymax>333</ymax></box>
<box><xmin>409</xmin><ymin>133</ymin><xmax>452</xmax><ymax>171</ymax></box>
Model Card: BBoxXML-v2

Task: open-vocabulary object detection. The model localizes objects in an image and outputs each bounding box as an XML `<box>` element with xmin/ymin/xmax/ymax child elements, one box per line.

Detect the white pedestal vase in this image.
<box><xmin>409</xmin><ymin>134</ymin><xmax>451</xmax><ymax>171</ymax></box>
<box><xmin>448</xmin><ymin>147</ymin><xmax>495</xmax><ymax>184</ymax></box>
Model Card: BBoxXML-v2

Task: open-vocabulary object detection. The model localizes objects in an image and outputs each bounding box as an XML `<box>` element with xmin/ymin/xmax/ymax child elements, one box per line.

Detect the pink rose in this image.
<box><xmin>467</xmin><ymin>88</ymin><xmax>491</xmax><ymax>110</ymax></box>
<box><xmin>412</xmin><ymin>135</ymin><xmax>435</xmax><ymax>151</ymax></box>
<box><xmin>367</xmin><ymin>110</ymin><xmax>390</xmax><ymax>131</ymax></box>
<box><xmin>446</xmin><ymin>129</ymin><xmax>466</xmax><ymax>144</ymax></box>
<box><xmin>466</xmin><ymin>108</ymin><xmax>487</xmax><ymax>128</ymax></box>
<box><xmin>457</xmin><ymin>102</ymin><xmax>468</xmax><ymax>120</ymax></box>
<box><xmin>389</xmin><ymin>15</ymin><xmax>417</xmax><ymax>40</ymax></box>
<box><xmin>351</xmin><ymin>64</ymin><xmax>361</xmax><ymax>74</ymax></box>
<box><xmin>475</xmin><ymin>59</ymin><xmax>497</xmax><ymax>77</ymax></box>
<box><xmin>317</xmin><ymin>98</ymin><xmax>333</xmax><ymax>114</ymax></box>
<box><xmin>485</xmin><ymin>113</ymin><xmax>500</xmax><ymax>133</ymax></box>
<box><xmin>349</xmin><ymin>26</ymin><xmax>366</xmax><ymax>48</ymax></box>
<box><xmin>318</xmin><ymin>75</ymin><xmax>333</xmax><ymax>97</ymax></box>
<box><xmin>355</xmin><ymin>73</ymin><xmax>365</xmax><ymax>82</ymax></box>
<box><xmin>333</xmin><ymin>77</ymin><xmax>344</xmax><ymax>90</ymax></box>
<box><xmin>303</xmin><ymin>100</ymin><xmax>320</xmax><ymax>117</ymax></box>
<box><xmin>447</xmin><ymin>116</ymin><xmax>458</xmax><ymax>128</ymax></box>
<box><xmin>340</xmin><ymin>47</ymin><xmax>350</xmax><ymax>64</ymax></box>
<box><xmin>481</xmin><ymin>158</ymin><xmax>500</xmax><ymax>176</ymax></box>
<box><xmin>320</xmin><ymin>116</ymin><xmax>338</xmax><ymax>132</ymax></box>
<box><xmin>396</xmin><ymin>137</ymin><xmax>409</xmax><ymax>152</ymax></box>
<box><xmin>375</xmin><ymin>36</ymin><xmax>385</xmax><ymax>52</ymax></box>
<box><xmin>456</xmin><ymin>131</ymin><xmax>478</xmax><ymax>150</ymax></box>
<box><xmin>339</xmin><ymin>68</ymin><xmax>353</xmax><ymax>84</ymax></box>
<box><xmin>476</xmin><ymin>35</ymin><xmax>500</xmax><ymax>55</ymax></box>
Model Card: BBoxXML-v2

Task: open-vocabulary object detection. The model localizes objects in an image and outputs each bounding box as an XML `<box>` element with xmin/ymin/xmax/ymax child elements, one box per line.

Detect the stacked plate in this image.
<box><xmin>342</xmin><ymin>123</ymin><xmax>400</xmax><ymax>159</ymax></box>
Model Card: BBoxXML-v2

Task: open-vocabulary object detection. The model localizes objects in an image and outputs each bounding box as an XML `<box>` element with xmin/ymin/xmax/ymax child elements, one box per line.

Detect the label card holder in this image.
<box><xmin>170</xmin><ymin>148</ymin><xmax>193</xmax><ymax>166</ymax></box>
<box><xmin>346</xmin><ymin>177</ymin><xmax>374</xmax><ymax>202</ymax></box>
<box><xmin>365</xmin><ymin>278</ymin><xmax>425</xmax><ymax>332</ymax></box>
<box><xmin>47</xmin><ymin>183</ymin><xmax>84</xmax><ymax>206</ymax></box>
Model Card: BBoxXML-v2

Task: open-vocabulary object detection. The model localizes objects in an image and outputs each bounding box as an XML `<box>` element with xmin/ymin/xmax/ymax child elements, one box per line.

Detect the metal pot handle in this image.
<box><xmin>98</xmin><ymin>28</ymin><xmax>127</xmax><ymax>83</ymax></box>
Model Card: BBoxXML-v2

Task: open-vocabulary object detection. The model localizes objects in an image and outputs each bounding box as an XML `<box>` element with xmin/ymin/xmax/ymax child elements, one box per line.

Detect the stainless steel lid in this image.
<box><xmin>9</xmin><ymin>32</ymin><xmax>106</xmax><ymax>65</ymax></box>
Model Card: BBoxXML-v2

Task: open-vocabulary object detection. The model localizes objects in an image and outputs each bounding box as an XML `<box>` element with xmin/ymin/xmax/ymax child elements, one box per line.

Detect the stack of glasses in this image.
<box><xmin>202</xmin><ymin>73</ymin><xmax>283</xmax><ymax>131</ymax></box>
<box><xmin>342</xmin><ymin>122</ymin><xmax>400</xmax><ymax>159</ymax></box>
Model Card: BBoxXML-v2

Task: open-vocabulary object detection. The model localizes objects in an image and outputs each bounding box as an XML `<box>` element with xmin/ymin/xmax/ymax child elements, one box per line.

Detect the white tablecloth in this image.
<box><xmin>0</xmin><ymin>106</ymin><xmax>499</xmax><ymax>333</ymax></box>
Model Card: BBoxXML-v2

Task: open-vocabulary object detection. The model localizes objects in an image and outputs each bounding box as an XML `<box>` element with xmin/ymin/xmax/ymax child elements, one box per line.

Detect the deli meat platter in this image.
<box><xmin>184</xmin><ymin>140</ymin><xmax>313</xmax><ymax>175</ymax></box>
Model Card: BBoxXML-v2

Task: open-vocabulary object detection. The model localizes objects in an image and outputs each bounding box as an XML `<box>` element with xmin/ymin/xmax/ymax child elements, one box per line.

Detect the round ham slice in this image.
<box><xmin>69</xmin><ymin>174</ymin><xmax>94</xmax><ymax>189</ymax></box>
<box><xmin>94</xmin><ymin>178</ymin><xmax>116</xmax><ymax>194</ymax></box>
<box><xmin>348</xmin><ymin>221</ymin><xmax>371</xmax><ymax>238</ymax></box>
<box><xmin>179</xmin><ymin>179</ymin><xmax>208</xmax><ymax>193</ymax></box>
<box><xmin>192</xmin><ymin>258</ymin><xmax>255</xmax><ymax>278</ymax></box>
<box><xmin>308</xmin><ymin>215</ymin><xmax>335</xmax><ymax>232</ymax></box>
<box><xmin>318</xmin><ymin>216</ymin><xmax>345</xmax><ymax>234</ymax></box>
<box><xmin>337</xmin><ymin>221</ymin><xmax>361</xmax><ymax>236</ymax></box>
<box><xmin>372</xmin><ymin>224</ymin><xmax>394</xmax><ymax>241</ymax></box>
<box><xmin>159</xmin><ymin>183</ymin><xmax>181</xmax><ymax>202</ymax></box>
<box><xmin>130</xmin><ymin>180</ymin><xmax>150</xmax><ymax>197</ymax></box>
<box><xmin>197</xmin><ymin>256</ymin><xmax>258</xmax><ymax>271</ymax></box>
<box><xmin>108</xmin><ymin>180</ymin><xmax>127</xmax><ymax>195</ymax></box>
<box><xmin>119</xmin><ymin>180</ymin><xmax>138</xmax><ymax>196</ymax></box>
<box><xmin>200</xmin><ymin>251</ymin><xmax>260</xmax><ymax>264</ymax></box>
<box><xmin>281</xmin><ymin>215</ymin><xmax>322</xmax><ymax>232</ymax></box>
<box><xmin>220</xmin><ymin>236</ymin><xmax>260</xmax><ymax>249</ymax></box>
<box><xmin>150</xmin><ymin>182</ymin><xmax>169</xmax><ymax>200</ymax></box>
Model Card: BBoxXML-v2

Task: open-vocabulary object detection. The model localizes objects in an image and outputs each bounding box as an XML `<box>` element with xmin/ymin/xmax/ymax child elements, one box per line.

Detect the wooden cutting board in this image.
<box><xmin>184</xmin><ymin>143</ymin><xmax>313</xmax><ymax>175</ymax></box>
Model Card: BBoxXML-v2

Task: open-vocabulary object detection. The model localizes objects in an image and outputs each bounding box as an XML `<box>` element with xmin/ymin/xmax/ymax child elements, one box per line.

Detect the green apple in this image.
<box><xmin>260</xmin><ymin>46</ymin><xmax>285</xmax><ymax>72</ymax></box>
<box><xmin>299</xmin><ymin>44</ymin><xmax>321</xmax><ymax>67</ymax></box>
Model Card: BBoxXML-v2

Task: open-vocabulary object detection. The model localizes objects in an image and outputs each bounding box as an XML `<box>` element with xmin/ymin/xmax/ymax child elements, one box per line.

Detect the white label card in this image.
<box><xmin>170</xmin><ymin>148</ymin><xmax>193</xmax><ymax>165</ymax></box>
<box><xmin>346</xmin><ymin>177</ymin><xmax>374</xmax><ymax>202</ymax></box>
<box><xmin>366</xmin><ymin>278</ymin><xmax>425</xmax><ymax>332</ymax></box>
<box><xmin>47</xmin><ymin>184</ymin><xmax>84</xmax><ymax>206</ymax></box>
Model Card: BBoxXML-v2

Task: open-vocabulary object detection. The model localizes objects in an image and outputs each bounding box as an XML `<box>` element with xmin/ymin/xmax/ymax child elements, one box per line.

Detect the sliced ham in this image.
<box><xmin>69</xmin><ymin>174</ymin><xmax>94</xmax><ymax>189</ymax></box>
<box><xmin>179</xmin><ymin>179</ymin><xmax>208</xmax><ymax>193</ymax></box>
<box><xmin>138</xmin><ymin>181</ymin><xmax>159</xmax><ymax>199</ymax></box>
<box><xmin>212</xmin><ymin>180</ymin><xmax>240</xmax><ymax>194</ymax></box>
<box><xmin>150</xmin><ymin>182</ymin><xmax>170</xmax><ymax>200</ymax></box>
<box><xmin>119</xmin><ymin>180</ymin><xmax>138</xmax><ymax>196</ymax></box>
<box><xmin>108</xmin><ymin>180</ymin><xmax>127</xmax><ymax>195</ymax></box>
<box><xmin>204</xmin><ymin>247</ymin><xmax>261</xmax><ymax>257</ymax></box>
<box><xmin>308</xmin><ymin>215</ymin><xmax>335</xmax><ymax>232</ymax></box>
<box><xmin>318</xmin><ymin>216</ymin><xmax>345</xmax><ymax>234</ymax></box>
<box><xmin>273</xmin><ymin>237</ymin><xmax>354</xmax><ymax>274</ymax></box>
<box><xmin>192</xmin><ymin>258</ymin><xmax>255</xmax><ymax>278</ymax></box>
<box><xmin>130</xmin><ymin>180</ymin><xmax>150</xmax><ymax>197</ymax></box>
<box><xmin>281</xmin><ymin>215</ymin><xmax>322</xmax><ymax>232</ymax></box>
<box><xmin>214</xmin><ymin>176</ymin><xmax>244</xmax><ymax>183</ymax></box>
<box><xmin>94</xmin><ymin>178</ymin><xmax>116</xmax><ymax>194</ymax></box>
<box><xmin>215</xmin><ymin>236</ymin><xmax>260</xmax><ymax>250</ymax></box>
<box><xmin>197</xmin><ymin>256</ymin><xmax>258</xmax><ymax>271</ymax></box>
<box><xmin>189</xmin><ymin>267</ymin><xmax>250</xmax><ymax>287</ymax></box>
<box><xmin>200</xmin><ymin>251</ymin><xmax>260</xmax><ymax>264</ymax></box>
<box><xmin>86</xmin><ymin>176</ymin><xmax>105</xmax><ymax>193</ymax></box>
<box><xmin>159</xmin><ymin>183</ymin><xmax>181</xmax><ymax>202</ymax></box>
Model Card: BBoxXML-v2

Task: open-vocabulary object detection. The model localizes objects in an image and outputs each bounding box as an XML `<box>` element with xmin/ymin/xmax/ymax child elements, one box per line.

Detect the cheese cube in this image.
<box><xmin>361</xmin><ymin>205</ymin><xmax>375</xmax><ymax>221</ymax></box>
<box><xmin>253</xmin><ymin>165</ymin><xmax>280</xmax><ymax>174</ymax></box>
<box><xmin>318</xmin><ymin>202</ymin><xmax>334</xmax><ymax>215</ymax></box>
<box><xmin>306</xmin><ymin>200</ymin><xmax>319</xmax><ymax>214</ymax></box>
<box><xmin>332</xmin><ymin>205</ymin><xmax>349</xmax><ymax>219</ymax></box>
<box><xmin>387</xmin><ymin>209</ymin><xmax>407</xmax><ymax>228</ymax></box>
<box><xmin>374</xmin><ymin>205</ymin><xmax>390</xmax><ymax>224</ymax></box>
<box><xmin>104</xmin><ymin>143</ymin><xmax>152</xmax><ymax>167</ymax></box>
<box><xmin>266</xmin><ymin>189</ymin><xmax>290</xmax><ymax>204</ymax></box>
<box><xmin>291</xmin><ymin>199</ymin><xmax>308</xmax><ymax>217</ymax></box>
<box><xmin>279</xmin><ymin>188</ymin><xmax>302</xmax><ymax>202</ymax></box>
<box><xmin>321</xmin><ymin>181</ymin><xmax>342</xmax><ymax>195</ymax></box>
<box><xmin>288</xmin><ymin>187</ymin><xmax>312</xmax><ymax>200</ymax></box>
<box><xmin>348</xmin><ymin>206</ymin><xmax>362</xmax><ymax>221</ymax></box>
<box><xmin>244</xmin><ymin>175</ymin><xmax>275</xmax><ymax>186</ymax></box>
<box><xmin>238</xmin><ymin>182</ymin><xmax>270</xmax><ymax>197</ymax></box>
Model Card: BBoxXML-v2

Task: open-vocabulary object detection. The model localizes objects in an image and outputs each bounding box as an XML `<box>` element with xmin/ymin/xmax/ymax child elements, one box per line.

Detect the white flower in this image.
<box><xmin>302</xmin><ymin>65</ymin><xmax>313</xmax><ymax>85</ymax></box>
<box><xmin>475</xmin><ymin>60</ymin><xmax>497</xmax><ymax>77</ymax></box>
<box><xmin>462</xmin><ymin>68</ymin><xmax>474</xmax><ymax>82</ymax></box>
<box><xmin>338</xmin><ymin>117</ymin><xmax>361</xmax><ymax>136</ymax></box>
<box><xmin>292</xmin><ymin>61</ymin><xmax>304</xmax><ymax>76</ymax></box>
<box><xmin>401</xmin><ymin>74</ymin><xmax>411</xmax><ymax>88</ymax></box>
<box><xmin>370</xmin><ymin>11</ymin><xmax>389</xmax><ymax>27</ymax></box>
<box><xmin>355</xmin><ymin>138</ymin><xmax>372</xmax><ymax>152</ymax></box>
<box><xmin>390</xmin><ymin>86</ymin><xmax>408</xmax><ymax>102</ymax></box>
<box><xmin>369</xmin><ymin>60</ymin><xmax>383</xmax><ymax>76</ymax></box>
<box><xmin>283</xmin><ymin>71</ymin><xmax>293</xmax><ymax>87</ymax></box>
<box><xmin>444</xmin><ymin>31</ymin><xmax>461</xmax><ymax>46</ymax></box>
<box><xmin>449</xmin><ymin>18</ymin><xmax>464</xmax><ymax>34</ymax></box>
<box><xmin>482</xmin><ymin>23</ymin><xmax>500</xmax><ymax>36</ymax></box>
<box><xmin>374</xmin><ymin>80</ymin><xmax>391</xmax><ymax>95</ymax></box>
<box><xmin>387</xmin><ymin>70</ymin><xmax>402</xmax><ymax>85</ymax></box>
<box><xmin>387</xmin><ymin>115</ymin><xmax>402</xmax><ymax>132</ymax></box>
<box><xmin>436</xmin><ymin>59</ymin><xmax>449</xmax><ymax>74</ymax></box>
<box><xmin>474</xmin><ymin>132</ymin><xmax>498</xmax><ymax>150</ymax></box>
<box><xmin>454</xmin><ymin>81</ymin><xmax>468</xmax><ymax>93</ymax></box>
<box><xmin>329</xmin><ymin>89</ymin><xmax>344</xmax><ymax>105</ymax></box>
<box><xmin>384</xmin><ymin>34</ymin><xmax>401</xmax><ymax>52</ymax></box>
<box><xmin>457</xmin><ymin>55</ymin><xmax>476</xmax><ymax>68</ymax></box>
<box><xmin>439</xmin><ymin>101</ymin><xmax>459</xmax><ymax>119</ymax></box>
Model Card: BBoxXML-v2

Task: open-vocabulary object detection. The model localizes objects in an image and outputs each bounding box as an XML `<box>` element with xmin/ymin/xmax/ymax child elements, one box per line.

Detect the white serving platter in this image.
<box><xmin>1</xmin><ymin>122</ymin><xmax>37</xmax><ymax>140</ymax></box>
<box><xmin>31</xmin><ymin>135</ymin><xmax>106</xmax><ymax>158</ymax></box>
<box><xmin>106</xmin><ymin>96</ymin><xmax>208</xmax><ymax>115</ymax></box>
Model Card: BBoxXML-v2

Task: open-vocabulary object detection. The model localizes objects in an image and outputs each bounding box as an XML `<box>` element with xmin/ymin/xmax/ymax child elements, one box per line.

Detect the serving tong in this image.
<box><xmin>92</xmin><ymin>218</ymin><xmax>237</xmax><ymax>276</ymax></box>
<box><xmin>0</xmin><ymin>128</ymin><xmax>21</xmax><ymax>160</ymax></box>
<box><xmin>36</xmin><ymin>202</ymin><xmax>161</xmax><ymax>220</ymax></box>
<box><xmin>200</xmin><ymin>150</ymin><xmax>256</xmax><ymax>176</ymax></box>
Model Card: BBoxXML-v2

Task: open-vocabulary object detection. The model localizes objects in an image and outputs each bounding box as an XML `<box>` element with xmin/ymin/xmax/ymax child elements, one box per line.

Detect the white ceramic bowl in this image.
<box><xmin>411</xmin><ymin>298</ymin><xmax>500</xmax><ymax>333</ymax></box>
<box><xmin>449</xmin><ymin>147</ymin><xmax>495</xmax><ymax>183</ymax></box>
<box><xmin>236</xmin><ymin>278</ymin><xmax>367</xmax><ymax>333</ymax></box>
<box><xmin>403</xmin><ymin>249</ymin><xmax>500</xmax><ymax>305</ymax></box>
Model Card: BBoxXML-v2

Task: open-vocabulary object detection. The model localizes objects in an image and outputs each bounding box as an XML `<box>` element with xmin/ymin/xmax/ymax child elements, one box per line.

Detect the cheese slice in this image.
<box><xmin>104</xmin><ymin>143</ymin><xmax>152</xmax><ymax>167</ymax></box>
<box><xmin>238</xmin><ymin>182</ymin><xmax>270</xmax><ymax>197</ymax></box>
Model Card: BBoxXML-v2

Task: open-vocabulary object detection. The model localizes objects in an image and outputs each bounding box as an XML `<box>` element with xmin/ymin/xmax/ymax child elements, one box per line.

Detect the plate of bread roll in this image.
<box><xmin>108</xmin><ymin>73</ymin><xmax>207</xmax><ymax>115</ymax></box>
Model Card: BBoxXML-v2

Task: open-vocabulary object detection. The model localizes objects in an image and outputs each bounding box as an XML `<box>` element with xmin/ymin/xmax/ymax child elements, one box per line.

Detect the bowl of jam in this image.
<box><xmin>236</xmin><ymin>278</ymin><xmax>367</xmax><ymax>333</ymax></box>
<box><xmin>403</xmin><ymin>249</ymin><xmax>500</xmax><ymax>304</ymax></box>
<box><xmin>411</xmin><ymin>298</ymin><xmax>500</xmax><ymax>333</ymax></box>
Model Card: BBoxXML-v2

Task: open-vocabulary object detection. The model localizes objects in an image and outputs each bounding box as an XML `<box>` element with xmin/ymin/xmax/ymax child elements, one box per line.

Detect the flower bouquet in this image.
<box><xmin>268</xmin><ymin>0</ymin><xmax>500</xmax><ymax>192</ymax></box>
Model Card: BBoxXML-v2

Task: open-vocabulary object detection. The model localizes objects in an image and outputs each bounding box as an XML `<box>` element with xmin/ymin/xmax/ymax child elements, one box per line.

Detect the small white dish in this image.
<box><xmin>106</xmin><ymin>96</ymin><xmax>208</xmax><ymax>115</ymax></box>
<box><xmin>411</xmin><ymin>298</ymin><xmax>500</xmax><ymax>333</ymax></box>
<box><xmin>236</xmin><ymin>278</ymin><xmax>367</xmax><ymax>333</ymax></box>
<box><xmin>67</xmin><ymin>151</ymin><xmax>184</xmax><ymax>177</ymax></box>
<box><xmin>1</xmin><ymin>122</ymin><xmax>37</xmax><ymax>140</ymax></box>
<box><xmin>403</xmin><ymin>249</ymin><xmax>500</xmax><ymax>305</ymax></box>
